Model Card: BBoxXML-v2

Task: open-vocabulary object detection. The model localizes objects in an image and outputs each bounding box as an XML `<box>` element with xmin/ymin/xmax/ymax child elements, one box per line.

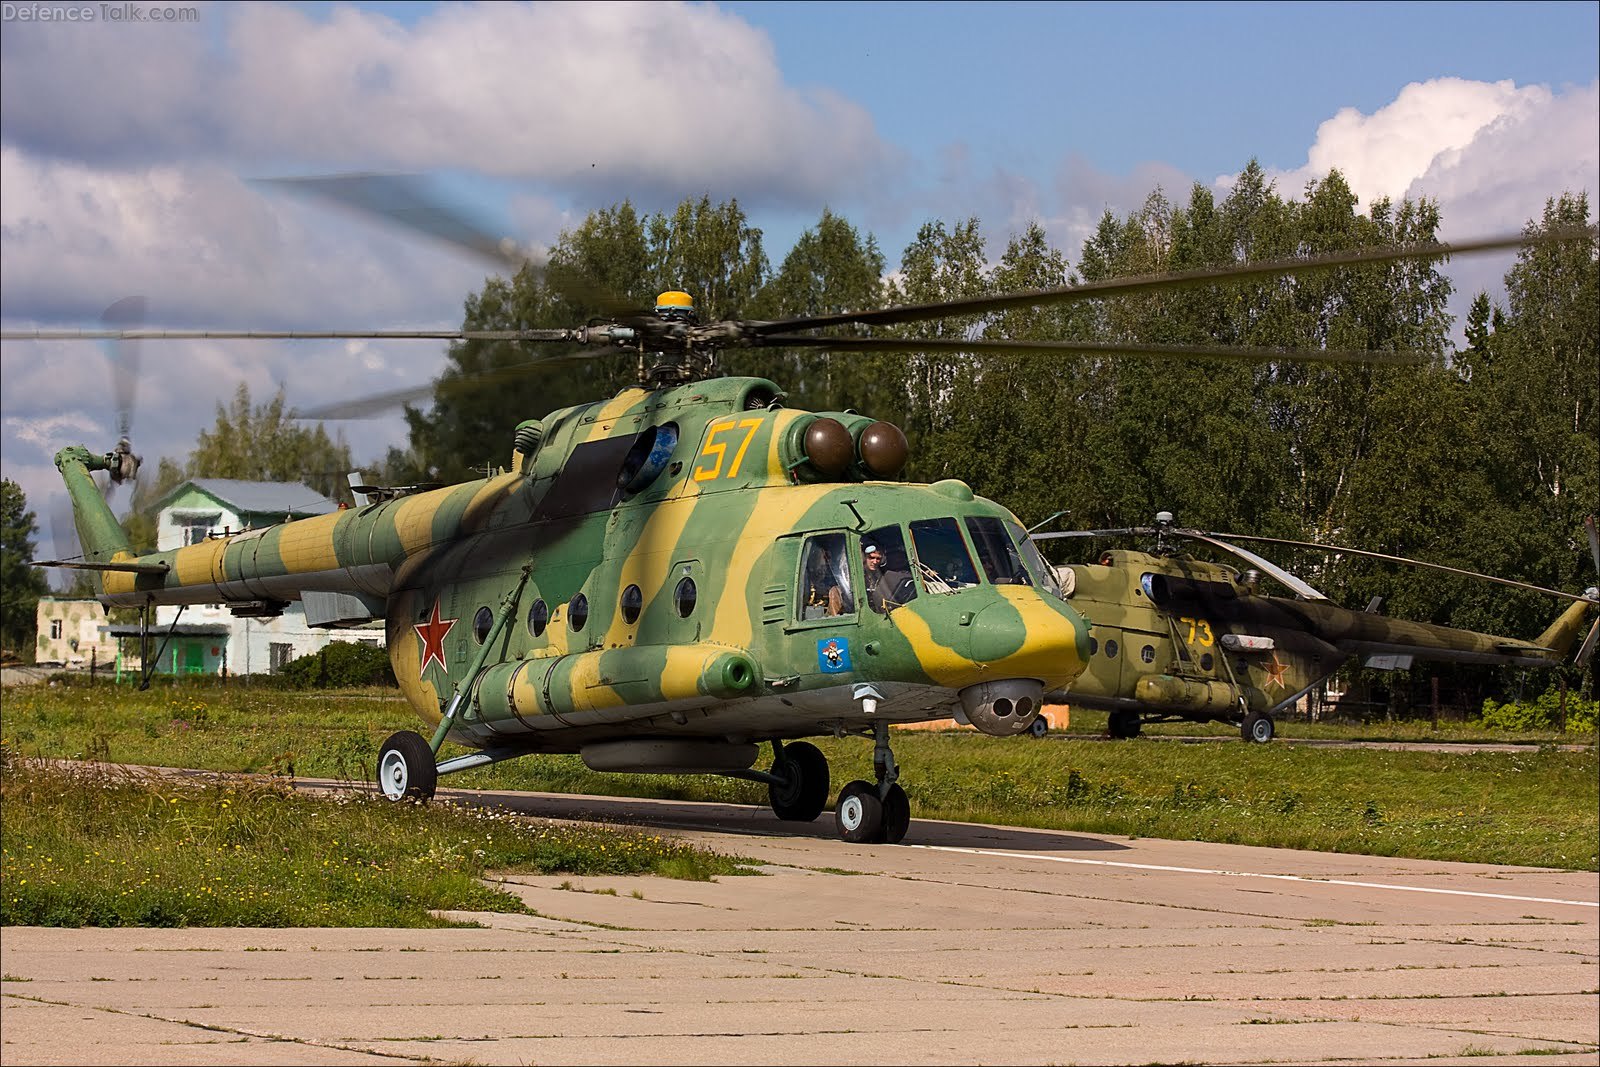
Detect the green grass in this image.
<box><xmin>1</xmin><ymin>756</ymin><xmax>749</xmax><ymax>929</ymax></box>
<box><xmin>4</xmin><ymin>677</ymin><xmax>1596</xmax><ymax>871</ymax></box>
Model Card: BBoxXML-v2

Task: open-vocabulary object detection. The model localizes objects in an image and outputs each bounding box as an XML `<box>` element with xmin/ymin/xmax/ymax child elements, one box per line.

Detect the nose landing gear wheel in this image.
<box><xmin>1241</xmin><ymin>711</ymin><xmax>1275</xmax><ymax>744</ymax></box>
<box><xmin>1028</xmin><ymin>716</ymin><xmax>1049</xmax><ymax>739</ymax></box>
<box><xmin>835</xmin><ymin>780</ymin><xmax>883</xmax><ymax>843</ymax></box>
<box><xmin>377</xmin><ymin>730</ymin><xmax>437</xmax><ymax>801</ymax></box>
<box><xmin>768</xmin><ymin>741</ymin><xmax>830</xmax><ymax>822</ymax></box>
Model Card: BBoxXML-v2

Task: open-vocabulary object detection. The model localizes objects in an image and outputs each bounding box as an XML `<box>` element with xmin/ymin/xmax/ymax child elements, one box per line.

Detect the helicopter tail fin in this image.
<box><xmin>1533</xmin><ymin>594</ymin><xmax>1599</xmax><ymax>661</ymax></box>
<box><xmin>53</xmin><ymin>446</ymin><xmax>134</xmax><ymax>565</ymax></box>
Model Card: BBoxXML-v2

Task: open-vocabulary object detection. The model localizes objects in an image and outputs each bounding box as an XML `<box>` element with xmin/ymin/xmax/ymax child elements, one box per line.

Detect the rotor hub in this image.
<box><xmin>654</xmin><ymin>290</ymin><xmax>697</xmax><ymax>324</ymax></box>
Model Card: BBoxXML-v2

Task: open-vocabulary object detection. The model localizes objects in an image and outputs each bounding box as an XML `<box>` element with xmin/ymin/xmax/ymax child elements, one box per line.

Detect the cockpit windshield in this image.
<box><xmin>966</xmin><ymin>516</ymin><xmax>1031</xmax><ymax>586</ymax></box>
<box><xmin>1010</xmin><ymin>520</ymin><xmax>1064</xmax><ymax>598</ymax></box>
<box><xmin>909</xmin><ymin>517</ymin><xmax>980</xmax><ymax>594</ymax></box>
<box><xmin>862</xmin><ymin>525</ymin><xmax>917</xmax><ymax>613</ymax></box>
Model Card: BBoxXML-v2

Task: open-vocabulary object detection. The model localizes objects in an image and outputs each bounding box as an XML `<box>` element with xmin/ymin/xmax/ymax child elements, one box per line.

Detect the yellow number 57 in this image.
<box><xmin>694</xmin><ymin>417</ymin><xmax>764</xmax><ymax>482</ymax></box>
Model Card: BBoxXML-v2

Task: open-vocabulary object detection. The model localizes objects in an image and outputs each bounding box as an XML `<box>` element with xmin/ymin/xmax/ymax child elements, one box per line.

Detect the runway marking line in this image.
<box><xmin>914</xmin><ymin>846</ymin><xmax>1599</xmax><ymax>909</ymax></box>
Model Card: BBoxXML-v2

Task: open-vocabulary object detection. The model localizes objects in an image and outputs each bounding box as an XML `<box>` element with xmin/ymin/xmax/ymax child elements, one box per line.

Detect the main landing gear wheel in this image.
<box><xmin>835</xmin><ymin>780</ymin><xmax>883</xmax><ymax>843</ymax></box>
<box><xmin>1028</xmin><ymin>716</ymin><xmax>1050</xmax><ymax>739</ymax></box>
<box><xmin>378</xmin><ymin>730</ymin><xmax>437</xmax><ymax>801</ymax></box>
<box><xmin>768</xmin><ymin>741</ymin><xmax>830</xmax><ymax>822</ymax></box>
<box><xmin>1241</xmin><ymin>711</ymin><xmax>1275</xmax><ymax>744</ymax></box>
<box><xmin>877</xmin><ymin>783</ymin><xmax>910</xmax><ymax>844</ymax></box>
<box><xmin>1108</xmin><ymin>710</ymin><xmax>1142</xmax><ymax>739</ymax></box>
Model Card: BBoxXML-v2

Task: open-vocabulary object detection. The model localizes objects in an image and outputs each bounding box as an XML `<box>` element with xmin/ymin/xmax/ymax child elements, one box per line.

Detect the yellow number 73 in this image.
<box><xmin>694</xmin><ymin>417</ymin><xmax>764</xmax><ymax>482</ymax></box>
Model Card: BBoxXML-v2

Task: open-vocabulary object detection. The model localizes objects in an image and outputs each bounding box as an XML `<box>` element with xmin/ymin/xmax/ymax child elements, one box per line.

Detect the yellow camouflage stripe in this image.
<box><xmin>275</xmin><ymin>512</ymin><xmax>343</xmax><ymax>573</ymax></box>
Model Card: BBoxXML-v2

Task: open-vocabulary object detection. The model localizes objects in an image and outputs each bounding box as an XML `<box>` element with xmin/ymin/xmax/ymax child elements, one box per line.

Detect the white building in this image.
<box><xmin>121</xmin><ymin>479</ymin><xmax>383</xmax><ymax>676</ymax></box>
<box><xmin>34</xmin><ymin>596</ymin><xmax>121</xmax><ymax>669</ymax></box>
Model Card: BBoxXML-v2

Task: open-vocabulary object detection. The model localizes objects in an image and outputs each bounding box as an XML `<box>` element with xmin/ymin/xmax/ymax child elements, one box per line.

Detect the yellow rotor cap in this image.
<box><xmin>655</xmin><ymin>291</ymin><xmax>695</xmax><ymax>313</ymax></box>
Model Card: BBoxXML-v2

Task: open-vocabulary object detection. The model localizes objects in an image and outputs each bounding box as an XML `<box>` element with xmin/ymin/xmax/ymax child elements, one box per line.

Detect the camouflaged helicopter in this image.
<box><xmin>1031</xmin><ymin>513</ymin><xmax>1600</xmax><ymax>742</ymax></box>
<box><xmin>16</xmin><ymin>182</ymin><xmax>1589</xmax><ymax>843</ymax></box>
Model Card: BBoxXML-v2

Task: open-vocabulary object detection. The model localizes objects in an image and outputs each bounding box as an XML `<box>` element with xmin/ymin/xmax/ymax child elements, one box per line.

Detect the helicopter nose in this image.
<box><xmin>966</xmin><ymin>589</ymin><xmax>1087</xmax><ymax>688</ymax></box>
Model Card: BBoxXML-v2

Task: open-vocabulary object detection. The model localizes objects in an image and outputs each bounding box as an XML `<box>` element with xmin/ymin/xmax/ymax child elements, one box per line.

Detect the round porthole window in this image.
<box><xmin>473</xmin><ymin>606</ymin><xmax>493</xmax><ymax>644</ymax></box>
<box><xmin>1105</xmin><ymin>639</ymin><xmax>1119</xmax><ymax>659</ymax></box>
<box><xmin>1088</xmin><ymin>635</ymin><xmax>1099</xmax><ymax>656</ymax></box>
<box><xmin>527</xmin><ymin>599</ymin><xmax>548</xmax><ymax>637</ymax></box>
<box><xmin>674</xmin><ymin>576</ymin><xmax>697</xmax><ymax>618</ymax></box>
<box><xmin>1200</xmin><ymin>652</ymin><xmax>1214</xmax><ymax>671</ymax></box>
<box><xmin>569</xmin><ymin>593</ymin><xmax>589</xmax><ymax>632</ymax></box>
<box><xmin>617</xmin><ymin>423</ymin><xmax>681</xmax><ymax>495</ymax></box>
<box><xmin>1140</xmin><ymin>644</ymin><xmax>1155</xmax><ymax>664</ymax></box>
<box><xmin>620</xmin><ymin>584</ymin><xmax>643</xmax><ymax>624</ymax></box>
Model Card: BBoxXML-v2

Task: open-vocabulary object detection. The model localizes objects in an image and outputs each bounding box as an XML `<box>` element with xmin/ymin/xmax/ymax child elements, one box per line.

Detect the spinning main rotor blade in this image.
<box><xmin>1209</xmin><ymin>531</ymin><xmax>1593</xmax><ymax>603</ymax></box>
<box><xmin>10</xmin><ymin>228</ymin><xmax>1589</xmax><ymax>346</ymax></box>
<box><xmin>257</xmin><ymin>173</ymin><xmax>643</xmax><ymax>319</ymax></box>
<box><xmin>295</xmin><ymin>347</ymin><xmax>602</xmax><ymax>420</ymax></box>
<box><xmin>261</xmin><ymin>173</ymin><xmax>533</xmax><ymax>270</ymax></box>
<box><xmin>758</xmin><ymin>334</ymin><xmax>1426</xmax><ymax>366</ymax></box>
<box><xmin>0</xmin><ymin>327</ymin><xmax>592</xmax><ymax>341</ymax></box>
<box><xmin>752</xmin><ymin>227</ymin><xmax>1596</xmax><ymax>335</ymax></box>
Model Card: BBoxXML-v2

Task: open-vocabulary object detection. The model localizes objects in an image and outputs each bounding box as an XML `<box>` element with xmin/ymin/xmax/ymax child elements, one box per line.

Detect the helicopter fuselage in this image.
<box><xmin>1051</xmin><ymin>548</ymin><xmax>1585</xmax><ymax>739</ymax></box>
<box><xmin>72</xmin><ymin>376</ymin><xmax>1087</xmax><ymax>763</ymax></box>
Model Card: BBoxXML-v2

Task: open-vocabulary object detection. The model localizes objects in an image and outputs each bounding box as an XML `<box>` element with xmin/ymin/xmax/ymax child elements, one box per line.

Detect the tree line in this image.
<box><xmin>394</xmin><ymin>164</ymin><xmax>1594</xmax><ymax>673</ymax></box>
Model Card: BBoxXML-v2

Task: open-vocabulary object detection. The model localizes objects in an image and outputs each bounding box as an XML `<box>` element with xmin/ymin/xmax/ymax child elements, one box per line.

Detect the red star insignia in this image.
<box><xmin>414</xmin><ymin>601</ymin><xmax>457</xmax><ymax>678</ymax></box>
<box><xmin>1262</xmin><ymin>652</ymin><xmax>1291</xmax><ymax>691</ymax></box>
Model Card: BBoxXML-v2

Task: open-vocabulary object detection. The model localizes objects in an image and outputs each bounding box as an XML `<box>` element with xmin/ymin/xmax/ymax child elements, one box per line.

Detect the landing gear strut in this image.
<box><xmin>835</xmin><ymin>722</ymin><xmax>910</xmax><ymax>845</ymax></box>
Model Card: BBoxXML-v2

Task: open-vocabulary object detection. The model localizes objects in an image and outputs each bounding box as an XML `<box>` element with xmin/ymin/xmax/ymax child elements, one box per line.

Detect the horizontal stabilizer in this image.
<box><xmin>1496</xmin><ymin>641</ymin><xmax>1553</xmax><ymax>656</ymax></box>
<box><xmin>31</xmin><ymin>558</ymin><xmax>170</xmax><ymax>575</ymax></box>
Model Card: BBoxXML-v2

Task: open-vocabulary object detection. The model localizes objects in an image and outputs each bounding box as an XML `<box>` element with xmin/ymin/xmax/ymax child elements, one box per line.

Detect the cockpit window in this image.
<box><xmin>861</xmin><ymin>525</ymin><xmax>918</xmax><ymax>613</ymax></box>
<box><xmin>966</xmin><ymin>516</ymin><xmax>1031</xmax><ymax>586</ymax></box>
<box><xmin>1012</xmin><ymin>521</ymin><xmax>1065</xmax><ymax>598</ymax></box>
<box><xmin>909</xmin><ymin>517</ymin><xmax>980</xmax><ymax>594</ymax></box>
<box><xmin>799</xmin><ymin>533</ymin><xmax>855</xmax><ymax>620</ymax></box>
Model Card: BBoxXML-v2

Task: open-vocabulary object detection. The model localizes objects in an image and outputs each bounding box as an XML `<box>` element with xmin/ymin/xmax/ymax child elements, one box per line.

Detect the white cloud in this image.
<box><xmin>1215</xmin><ymin>77</ymin><xmax>1598</xmax><ymax>229</ymax></box>
<box><xmin>5</xmin><ymin>413</ymin><xmax>104</xmax><ymax>449</ymax></box>
<box><xmin>0</xmin><ymin>1</ymin><xmax>903</xmax><ymax>521</ymax></box>
<box><xmin>0</xmin><ymin>147</ymin><xmax>500</xmax><ymax>329</ymax></box>
<box><xmin>1408</xmin><ymin>79</ymin><xmax>1600</xmax><ymax>235</ymax></box>
<box><xmin>0</xmin><ymin>2</ymin><xmax>893</xmax><ymax>205</ymax></box>
<box><xmin>1407</xmin><ymin>79</ymin><xmax>1600</xmax><ymax>311</ymax></box>
<box><xmin>1212</xmin><ymin>78</ymin><xmax>1598</xmax><ymax>336</ymax></box>
<box><xmin>1282</xmin><ymin>78</ymin><xmax>1551</xmax><ymax>206</ymax></box>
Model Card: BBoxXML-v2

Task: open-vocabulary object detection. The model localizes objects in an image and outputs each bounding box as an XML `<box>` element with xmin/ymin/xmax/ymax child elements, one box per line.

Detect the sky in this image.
<box><xmin>2</xmin><ymin>0</ymin><xmax>1597</xmax><ymax>572</ymax></box>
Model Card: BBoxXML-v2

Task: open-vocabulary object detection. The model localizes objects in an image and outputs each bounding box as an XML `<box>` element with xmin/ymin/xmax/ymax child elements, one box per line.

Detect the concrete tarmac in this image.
<box><xmin>3</xmin><ymin>788</ymin><xmax>1597</xmax><ymax>1066</ymax></box>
